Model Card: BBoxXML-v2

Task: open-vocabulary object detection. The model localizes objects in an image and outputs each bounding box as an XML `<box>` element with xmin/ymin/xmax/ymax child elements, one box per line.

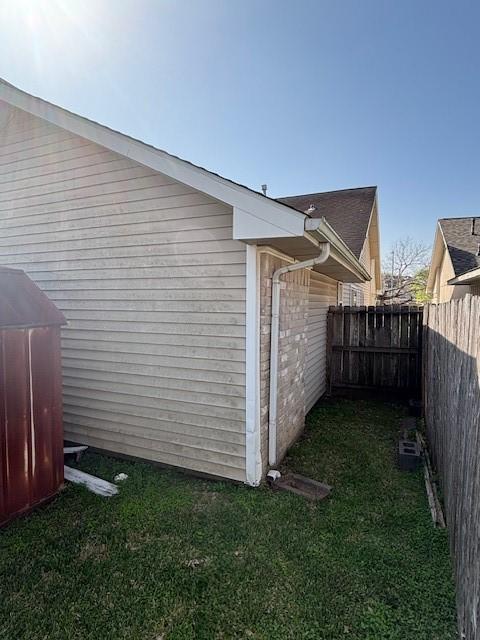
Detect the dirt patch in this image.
<box><xmin>79</xmin><ymin>542</ymin><xmax>108</xmax><ymax>562</ymax></box>
<box><xmin>192</xmin><ymin>490</ymin><xmax>221</xmax><ymax>512</ymax></box>
<box><xmin>184</xmin><ymin>557</ymin><xmax>210</xmax><ymax>569</ymax></box>
<box><xmin>125</xmin><ymin>531</ymin><xmax>154</xmax><ymax>551</ymax></box>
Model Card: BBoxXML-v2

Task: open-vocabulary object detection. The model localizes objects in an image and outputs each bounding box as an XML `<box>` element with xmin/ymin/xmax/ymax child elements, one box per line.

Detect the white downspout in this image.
<box><xmin>268</xmin><ymin>243</ymin><xmax>331</xmax><ymax>466</ymax></box>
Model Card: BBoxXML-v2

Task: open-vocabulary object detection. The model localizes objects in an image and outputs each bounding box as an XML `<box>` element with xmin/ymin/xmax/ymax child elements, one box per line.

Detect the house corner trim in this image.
<box><xmin>245</xmin><ymin>244</ymin><xmax>262</xmax><ymax>486</ymax></box>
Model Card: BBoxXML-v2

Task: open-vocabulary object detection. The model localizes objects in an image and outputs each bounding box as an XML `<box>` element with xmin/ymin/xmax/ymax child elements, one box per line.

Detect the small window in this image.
<box><xmin>351</xmin><ymin>288</ymin><xmax>358</xmax><ymax>306</ymax></box>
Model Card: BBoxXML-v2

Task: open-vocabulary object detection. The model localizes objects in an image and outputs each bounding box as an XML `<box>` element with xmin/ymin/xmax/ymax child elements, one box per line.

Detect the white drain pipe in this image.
<box><xmin>268</xmin><ymin>243</ymin><xmax>330</xmax><ymax>466</ymax></box>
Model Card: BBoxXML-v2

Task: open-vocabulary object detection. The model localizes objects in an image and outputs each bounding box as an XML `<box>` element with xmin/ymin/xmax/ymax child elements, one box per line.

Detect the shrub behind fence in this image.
<box><xmin>423</xmin><ymin>295</ymin><xmax>480</xmax><ymax>639</ymax></box>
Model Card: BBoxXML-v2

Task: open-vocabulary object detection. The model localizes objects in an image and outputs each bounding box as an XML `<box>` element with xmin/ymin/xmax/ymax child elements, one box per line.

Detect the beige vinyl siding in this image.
<box><xmin>342</xmin><ymin>282</ymin><xmax>363</xmax><ymax>306</ymax></box>
<box><xmin>432</xmin><ymin>248</ymin><xmax>471</xmax><ymax>303</ymax></box>
<box><xmin>358</xmin><ymin>236</ymin><xmax>372</xmax><ymax>304</ymax></box>
<box><xmin>305</xmin><ymin>271</ymin><xmax>338</xmax><ymax>412</ymax></box>
<box><xmin>0</xmin><ymin>101</ymin><xmax>247</xmax><ymax>481</ymax></box>
<box><xmin>342</xmin><ymin>235</ymin><xmax>377</xmax><ymax>306</ymax></box>
<box><xmin>431</xmin><ymin>248</ymin><xmax>478</xmax><ymax>303</ymax></box>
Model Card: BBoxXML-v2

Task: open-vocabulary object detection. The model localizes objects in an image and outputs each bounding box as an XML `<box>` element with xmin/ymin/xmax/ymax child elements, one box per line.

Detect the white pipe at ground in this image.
<box><xmin>268</xmin><ymin>244</ymin><xmax>331</xmax><ymax>467</ymax></box>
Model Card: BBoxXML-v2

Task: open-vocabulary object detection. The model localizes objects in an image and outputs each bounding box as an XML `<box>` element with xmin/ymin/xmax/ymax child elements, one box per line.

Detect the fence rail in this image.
<box><xmin>423</xmin><ymin>295</ymin><xmax>480</xmax><ymax>640</ymax></box>
<box><xmin>327</xmin><ymin>305</ymin><xmax>423</xmax><ymax>395</ymax></box>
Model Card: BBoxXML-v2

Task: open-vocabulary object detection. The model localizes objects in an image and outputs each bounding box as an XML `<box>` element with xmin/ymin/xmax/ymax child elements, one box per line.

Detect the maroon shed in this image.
<box><xmin>0</xmin><ymin>267</ymin><xmax>66</xmax><ymax>527</ymax></box>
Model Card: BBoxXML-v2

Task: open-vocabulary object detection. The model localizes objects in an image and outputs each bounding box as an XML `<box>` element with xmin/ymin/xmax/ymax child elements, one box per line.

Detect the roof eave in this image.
<box><xmin>448</xmin><ymin>266</ymin><xmax>480</xmax><ymax>285</ymax></box>
<box><xmin>426</xmin><ymin>223</ymin><xmax>447</xmax><ymax>293</ymax></box>
<box><xmin>0</xmin><ymin>78</ymin><xmax>306</xmax><ymax>234</ymax></box>
<box><xmin>0</xmin><ymin>79</ymin><xmax>369</xmax><ymax>284</ymax></box>
<box><xmin>369</xmin><ymin>194</ymin><xmax>382</xmax><ymax>290</ymax></box>
<box><xmin>307</xmin><ymin>217</ymin><xmax>371</xmax><ymax>283</ymax></box>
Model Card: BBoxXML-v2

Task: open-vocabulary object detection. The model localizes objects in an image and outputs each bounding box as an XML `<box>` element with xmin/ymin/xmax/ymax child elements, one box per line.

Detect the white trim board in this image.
<box><xmin>233</xmin><ymin>206</ymin><xmax>304</xmax><ymax>240</ymax></box>
<box><xmin>64</xmin><ymin>465</ymin><xmax>119</xmax><ymax>497</ymax></box>
<box><xmin>448</xmin><ymin>266</ymin><xmax>480</xmax><ymax>285</ymax></box>
<box><xmin>245</xmin><ymin>244</ymin><xmax>261</xmax><ymax>486</ymax></box>
<box><xmin>257</xmin><ymin>246</ymin><xmax>296</xmax><ymax>264</ymax></box>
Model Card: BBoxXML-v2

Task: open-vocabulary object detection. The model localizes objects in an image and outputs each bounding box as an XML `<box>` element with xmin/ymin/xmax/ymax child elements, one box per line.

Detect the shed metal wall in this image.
<box><xmin>305</xmin><ymin>271</ymin><xmax>337</xmax><ymax>412</ymax></box>
<box><xmin>0</xmin><ymin>326</ymin><xmax>63</xmax><ymax>526</ymax></box>
<box><xmin>0</xmin><ymin>102</ymin><xmax>247</xmax><ymax>481</ymax></box>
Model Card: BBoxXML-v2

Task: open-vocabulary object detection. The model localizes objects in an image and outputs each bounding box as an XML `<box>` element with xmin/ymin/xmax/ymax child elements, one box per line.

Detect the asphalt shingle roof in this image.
<box><xmin>439</xmin><ymin>217</ymin><xmax>480</xmax><ymax>276</ymax></box>
<box><xmin>277</xmin><ymin>186</ymin><xmax>377</xmax><ymax>258</ymax></box>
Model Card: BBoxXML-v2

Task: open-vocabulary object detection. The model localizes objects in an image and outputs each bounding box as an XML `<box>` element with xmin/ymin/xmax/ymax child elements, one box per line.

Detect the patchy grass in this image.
<box><xmin>0</xmin><ymin>400</ymin><xmax>456</xmax><ymax>639</ymax></box>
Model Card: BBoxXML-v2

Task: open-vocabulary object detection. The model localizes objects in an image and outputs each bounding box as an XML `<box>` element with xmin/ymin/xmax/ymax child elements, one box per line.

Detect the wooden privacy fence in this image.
<box><xmin>423</xmin><ymin>295</ymin><xmax>480</xmax><ymax>640</ymax></box>
<box><xmin>327</xmin><ymin>305</ymin><xmax>423</xmax><ymax>395</ymax></box>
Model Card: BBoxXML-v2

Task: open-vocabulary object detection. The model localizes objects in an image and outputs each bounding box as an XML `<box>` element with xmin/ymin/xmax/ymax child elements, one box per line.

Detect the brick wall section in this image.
<box><xmin>259</xmin><ymin>252</ymin><xmax>310</xmax><ymax>472</ymax></box>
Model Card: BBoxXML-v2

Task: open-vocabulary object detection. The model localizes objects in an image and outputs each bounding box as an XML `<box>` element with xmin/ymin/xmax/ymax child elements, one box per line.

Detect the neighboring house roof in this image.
<box><xmin>438</xmin><ymin>217</ymin><xmax>480</xmax><ymax>276</ymax></box>
<box><xmin>278</xmin><ymin>186</ymin><xmax>377</xmax><ymax>259</ymax></box>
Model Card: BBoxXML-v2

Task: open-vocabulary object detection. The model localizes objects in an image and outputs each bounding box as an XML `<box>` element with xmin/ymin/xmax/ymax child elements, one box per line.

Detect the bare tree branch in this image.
<box><xmin>379</xmin><ymin>237</ymin><xmax>431</xmax><ymax>304</ymax></box>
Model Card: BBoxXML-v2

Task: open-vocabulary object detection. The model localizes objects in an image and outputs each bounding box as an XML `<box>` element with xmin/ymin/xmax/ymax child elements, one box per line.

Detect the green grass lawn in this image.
<box><xmin>0</xmin><ymin>400</ymin><xmax>456</xmax><ymax>640</ymax></box>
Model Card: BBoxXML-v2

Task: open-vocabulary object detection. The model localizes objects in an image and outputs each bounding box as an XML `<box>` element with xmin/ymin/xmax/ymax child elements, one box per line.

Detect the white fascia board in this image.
<box><xmin>363</xmin><ymin>198</ymin><xmax>382</xmax><ymax>290</ymax></box>
<box><xmin>0</xmin><ymin>80</ymin><xmax>305</xmax><ymax>230</ymax></box>
<box><xmin>426</xmin><ymin>225</ymin><xmax>441</xmax><ymax>291</ymax></box>
<box><xmin>448</xmin><ymin>267</ymin><xmax>480</xmax><ymax>285</ymax></box>
<box><xmin>426</xmin><ymin>224</ymin><xmax>447</xmax><ymax>292</ymax></box>
<box><xmin>233</xmin><ymin>207</ymin><xmax>305</xmax><ymax>241</ymax></box>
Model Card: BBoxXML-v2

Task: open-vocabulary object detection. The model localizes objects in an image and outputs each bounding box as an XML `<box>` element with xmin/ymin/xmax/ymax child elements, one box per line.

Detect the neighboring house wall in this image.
<box><xmin>0</xmin><ymin>102</ymin><xmax>248</xmax><ymax>481</ymax></box>
<box><xmin>432</xmin><ymin>247</ymin><xmax>470</xmax><ymax>303</ymax></box>
<box><xmin>305</xmin><ymin>272</ymin><xmax>338</xmax><ymax>412</ymax></box>
<box><xmin>438</xmin><ymin>248</ymin><xmax>455</xmax><ymax>302</ymax></box>
<box><xmin>342</xmin><ymin>282</ymin><xmax>364</xmax><ymax>306</ymax></box>
<box><xmin>358</xmin><ymin>233</ymin><xmax>372</xmax><ymax>303</ymax></box>
<box><xmin>342</xmin><ymin>235</ymin><xmax>378</xmax><ymax>306</ymax></box>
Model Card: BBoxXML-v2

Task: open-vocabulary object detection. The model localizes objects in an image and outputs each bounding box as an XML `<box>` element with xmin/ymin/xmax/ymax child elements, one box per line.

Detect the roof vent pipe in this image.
<box><xmin>268</xmin><ymin>243</ymin><xmax>330</xmax><ymax>467</ymax></box>
<box><xmin>477</xmin><ymin>243</ymin><xmax>480</xmax><ymax>257</ymax></box>
<box><xmin>261</xmin><ymin>184</ymin><xmax>267</xmax><ymax>196</ymax></box>
<box><xmin>472</xmin><ymin>217</ymin><xmax>477</xmax><ymax>235</ymax></box>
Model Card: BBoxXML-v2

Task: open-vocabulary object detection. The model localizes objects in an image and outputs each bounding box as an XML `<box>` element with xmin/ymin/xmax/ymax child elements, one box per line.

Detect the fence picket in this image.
<box><xmin>326</xmin><ymin>305</ymin><xmax>423</xmax><ymax>394</ymax></box>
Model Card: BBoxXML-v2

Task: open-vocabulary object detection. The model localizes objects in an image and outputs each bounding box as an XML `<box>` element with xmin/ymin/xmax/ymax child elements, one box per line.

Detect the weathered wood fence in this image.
<box><xmin>423</xmin><ymin>295</ymin><xmax>480</xmax><ymax>640</ymax></box>
<box><xmin>327</xmin><ymin>305</ymin><xmax>423</xmax><ymax>395</ymax></box>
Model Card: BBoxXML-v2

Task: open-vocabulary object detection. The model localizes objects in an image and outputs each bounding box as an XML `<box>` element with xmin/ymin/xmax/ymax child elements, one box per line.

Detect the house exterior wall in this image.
<box><xmin>358</xmin><ymin>235</ymin><xmax>372</xmax><ymax>303</ymax></box>
<box><xmin>258</xmin><ymin>251</ymin><xmax>310</xmax><ymax>471</ymax></box>
<box><xmin>0</xmin><ymin>101</ymin><xmax>247</xmax><ymax>481</ymax></box>
<box><xmin>305</xmin><ymin>271</ymin><xmax>338</xmax><ymax>412</ymax></box>
<box><xmin>342</xmin><ymin>282</ymin><xmax>364</xmax><ymax>306</ymax></box>
<box><xmin>342</xmin><ymin>236</ymin><xmax>378</xmax><ymax>306</ymax></box>
<box><xmin>431</xmin><ymin>247</ymin><xmax>470</xmax><ymax>304</ymax></box>
<box><xmin>437</xmin><ymin>249</ymin><xmax>455</xmax><ymax>303</ymax></box>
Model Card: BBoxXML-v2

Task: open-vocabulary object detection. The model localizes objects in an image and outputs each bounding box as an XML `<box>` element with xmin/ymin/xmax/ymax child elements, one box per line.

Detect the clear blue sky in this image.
<box><xmin>1</xmin><ymin>0</ymin><xmax>479</xmax><ymax>255</ymax></box>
